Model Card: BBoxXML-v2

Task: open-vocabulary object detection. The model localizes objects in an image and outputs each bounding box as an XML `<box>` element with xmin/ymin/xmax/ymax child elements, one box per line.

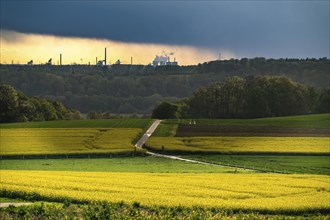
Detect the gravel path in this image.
<box><xmin>135</xmin><ymin>120</ymin><xmax>255</xmax><ymax>172</ymax></box>
<box><xmin>0</xmin><ymin>203</ymin><xmax>33</xmax><ymax>208</ymax></box>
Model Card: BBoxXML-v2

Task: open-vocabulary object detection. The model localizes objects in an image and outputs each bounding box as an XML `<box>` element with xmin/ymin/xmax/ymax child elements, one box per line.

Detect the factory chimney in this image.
<box><xmin>60</xmin><ymin>54</ymin><xmax>62</xmax><ymax>65</ymax></box>
<box><xmin>131</xmin><ymin>57</ymin><xmax>133</xmax><ymax>65</ymax></box>
<box><xmin>104</xmin><ymin>48</ymin><xmax>107</xmax><ymax>66</ymax></box>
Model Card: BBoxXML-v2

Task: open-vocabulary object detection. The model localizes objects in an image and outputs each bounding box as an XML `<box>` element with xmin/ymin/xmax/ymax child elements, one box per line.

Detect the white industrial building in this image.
<box><xmin>152</xmin><ymin>54</ymin><xmax>178</xmax><ymax>67</ymax></box>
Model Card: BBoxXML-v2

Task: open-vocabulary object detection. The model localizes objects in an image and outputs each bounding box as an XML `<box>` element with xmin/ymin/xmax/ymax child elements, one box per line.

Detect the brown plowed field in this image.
<box><xmin>176</xmin><ymin>124</ymin><xmax>330</xmax><ymax>137</ymax></box>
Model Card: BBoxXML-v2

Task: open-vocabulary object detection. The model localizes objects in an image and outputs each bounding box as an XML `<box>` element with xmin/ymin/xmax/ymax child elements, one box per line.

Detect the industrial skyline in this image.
<box><xmin>1</xmin><ymin>1</ymin><xmax>329</xmax><ymax>64</ymax></box>
<box><xmin>0</xmin><ymin>30</ymin><xmax>221</xmax><ymax>65</ymax></box>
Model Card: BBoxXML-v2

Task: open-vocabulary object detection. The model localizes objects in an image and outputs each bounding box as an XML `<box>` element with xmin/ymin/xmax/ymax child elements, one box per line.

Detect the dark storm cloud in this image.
<box><xmin>1</xmin><ymin>0</ymin><xmax>329</xmax><ymax>58</ymax></box>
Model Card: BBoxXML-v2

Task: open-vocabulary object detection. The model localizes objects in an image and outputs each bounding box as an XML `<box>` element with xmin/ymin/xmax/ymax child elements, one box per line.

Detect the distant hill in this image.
<box><xmin>0</xmin><ymin>57</ymin><xmax>328</xmax><ymax>114</ymax></box>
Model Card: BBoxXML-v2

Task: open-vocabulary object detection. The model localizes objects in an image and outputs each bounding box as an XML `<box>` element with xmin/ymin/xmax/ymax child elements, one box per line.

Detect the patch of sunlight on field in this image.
<box><xmin>0</xmin><ymin>128</ymin><xmax>141</xmax><ymax>155</ymax></box>
<box><xmin>146</xmin><ymin>137</ymin><xmax>330</xmax><ymax>154</ymax></box>
<box><xmin>1</xmin><ymin>170</ymin><xmax>329</xmax><ymax>212</ymax></box>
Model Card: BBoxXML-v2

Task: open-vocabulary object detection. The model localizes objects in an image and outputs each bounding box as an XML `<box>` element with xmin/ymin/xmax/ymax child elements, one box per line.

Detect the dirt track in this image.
<box><xmin>0</xmin><ymin>203</ymin><xmax>33</xmax><ymax>208</ymax></box>
<box><xmin>176</xmin><ymin>124</ymin><xmax>330</xmax><ymax>137</ymax></box>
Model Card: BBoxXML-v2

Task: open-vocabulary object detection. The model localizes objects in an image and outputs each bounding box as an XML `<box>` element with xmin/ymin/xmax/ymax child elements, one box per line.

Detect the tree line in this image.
<box><xmin>197</xmin><ymin>57</ymin><xmax>329</xmax><ymax>89</ymax></box>
<box><xmin>0</xmin><ymin>57</ymin><xmax>328</xmax><ymax>114</ymax></box>
<box><xmin>152</xmin><ymin>76</ymin><xmax>330</xmax><ymax>119</ymax></box>
<box><xmin>0</xmin><ymin>85</ymin><xmax>81</xmax><ymax>123</ymax></box>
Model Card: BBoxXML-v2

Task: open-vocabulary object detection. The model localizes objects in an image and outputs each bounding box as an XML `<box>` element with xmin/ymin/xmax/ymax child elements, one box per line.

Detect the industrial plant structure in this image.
<box><xmin>19</xmin><ymin>48</ymin><xmax>180</xmax><ymax>68</ymax></box>
<box><xmin>152</xmin><ymin>54</ymin><xmax>178</xmax><ymax>67</ymax></box>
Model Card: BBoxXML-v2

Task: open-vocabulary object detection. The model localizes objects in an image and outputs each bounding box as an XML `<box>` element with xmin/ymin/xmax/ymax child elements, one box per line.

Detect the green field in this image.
<box><xmin>0</xmin><ymin>157</ymin><xmax>248</xmax><ymax>173</ymax></box>
<box><xmin>184</xmin><ymin>155</ymin><xmax>330</xmax><ymax>175</ymax></box>
<box><xmin>0</xmin><ymin>128</ymin><xmax>142</xmax><ymax>155</ymax></box>
<box><xmin>0</xmin><ymin>119</ymin><xmax>153</xmax><ymax>129</ymax></box>
<box><xmin>2</xmin><ymin>155</ymin><xmax>327</xmax><ymax>174</ymax></box>
<box><xmin>175</xmin><ymin>114</ymin><xmax>330</xmax><ymax>128</ymax></box>
<box><xmin>153</xmin><ymin>114</ymin><xmax>330</xmax><ymax>137</ymax></box>
<box><xmin>152</xmin><ymin>122</ymin><xmax>178</xmax><ymax>137</ymax></box>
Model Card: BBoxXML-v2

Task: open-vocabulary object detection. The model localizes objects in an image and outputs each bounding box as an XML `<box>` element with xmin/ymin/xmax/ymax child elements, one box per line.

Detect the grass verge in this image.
<box><xmin>1</xmin><ymin>201</ymin><xmax>329</xmax><ymax>219</ymax></box>
<box><xmin>183</xmin><ymin>155</ymin><xmax>330</xmax><ymax>175</ymax></box>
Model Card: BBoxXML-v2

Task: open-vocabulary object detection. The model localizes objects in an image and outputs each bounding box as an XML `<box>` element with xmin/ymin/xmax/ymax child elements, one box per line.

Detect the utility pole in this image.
<box><xmin>104</xmin><ymin>47</ymin><xmax>107</xmax><ymax>65</ymax></box>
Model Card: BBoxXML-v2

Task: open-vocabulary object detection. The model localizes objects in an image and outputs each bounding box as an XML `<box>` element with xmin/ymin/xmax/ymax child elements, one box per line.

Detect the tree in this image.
<box><xmin>0</xmin><ymin>84</ymin><xmax>81</xmax><ymax>123</ymax></box>
<box><xmin>152</xmin><ymin>102</ymin><xmax>178</xmax><ymax>119</ymax></box>
<box><xmin>181</xmin><ymin>76</ymin><xmax>316</xmax><ymax>119</ymax></box>
<box><xmin>0</xmin><ymin>85</ymin><xmax>20</xmax><ymax>123</ymax></box>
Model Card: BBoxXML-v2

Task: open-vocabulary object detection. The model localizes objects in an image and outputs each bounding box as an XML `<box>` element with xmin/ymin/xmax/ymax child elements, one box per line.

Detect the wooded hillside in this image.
<box><xmin>1</xmin><ymin>58</ymin><xmax>328</xmax><ymax>114</ymax></box>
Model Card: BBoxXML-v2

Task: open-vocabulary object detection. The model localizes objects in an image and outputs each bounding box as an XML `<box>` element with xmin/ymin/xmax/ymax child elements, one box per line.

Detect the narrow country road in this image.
<box><xmin>135</xmin><ymin>119</ymin><xmax>256</xmax><ymax>171</ymax></box>
<box><xmin>135</xmin><ymin>119</ymin><xmax>162</xmax><ymax>148</ymax></box>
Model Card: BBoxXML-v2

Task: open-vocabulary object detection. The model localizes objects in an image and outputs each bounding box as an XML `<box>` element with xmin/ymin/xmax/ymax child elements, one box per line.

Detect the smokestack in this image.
<box><xmin>96</xmin><ymin>57</ymin><xmax>98</xmax><ymax>65</ymax></box>
<box><xmin>60</xmin><ymin>54</ymin><xmax>62</xmax><ymax>65</ymax></box>
<box><xmin>131</xmin><ymin>56</ymin><xmax>133</xmax><ymax>65</ymax></box>
<box><xmin>104</xmin><ymin>47</ymin><xmax>107</xmax><ymax>66</ymax></box>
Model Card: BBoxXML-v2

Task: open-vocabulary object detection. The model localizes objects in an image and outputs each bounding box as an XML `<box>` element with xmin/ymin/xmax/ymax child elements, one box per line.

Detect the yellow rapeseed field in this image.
<box><xmin>147</xmin><ymin>137</ymin><xmax>330</xmax><ymax>154</ymax></box>
<box><xmin>1</xmin><ymin>170</ymin><xmax>329</xmax><ymax>211</ymax></box>
<box><xmin>0</xmin><ymin>128</ymin><xmax>141</xmax><ymax>155</ymax></box>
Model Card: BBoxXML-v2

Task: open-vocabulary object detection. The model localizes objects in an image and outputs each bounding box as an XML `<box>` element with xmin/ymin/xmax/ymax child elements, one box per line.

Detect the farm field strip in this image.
<box><xmin>146</xmin><ymin>136</ymin><xmax>330</xmax><ymax>154</ymax></box>
<box><xmin>175</xmin><ymin>124</ymin><xmax>330</xmax><ymax>137</ymax></box>
<box><xmin>0</xmin><ymin>128</ymin><xmax>142</xmax><ymax>155</ymax></box>
<box><xmin>0</xmin><ymin>157</ymin><xmax>248</xmax><ymax>173</ymax></box>
<box><xmin>166</xmin><ymin>114</ymin><xmax>330</xmax><ymax>128</ymax></box>
<box><xmin>1</xmin><ymin>170</ymin><xmax>329</xmax><ymax>212</ymax></box>
<box><xmin>184</xmin><ymin>155</ymin><xmax>330</xmax><ymax>175</ymax></box>
<box><xmin>0</xmin><ymin>119</ymin><xmax>154</xmax><ymax>129</ymax></box>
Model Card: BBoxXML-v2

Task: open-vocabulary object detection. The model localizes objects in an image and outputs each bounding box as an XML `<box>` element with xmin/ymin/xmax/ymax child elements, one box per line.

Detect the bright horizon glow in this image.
<box><xmin>0</xmin><ymin>30</ymin><xmax>235</xmax><ymax>65</ymax></box>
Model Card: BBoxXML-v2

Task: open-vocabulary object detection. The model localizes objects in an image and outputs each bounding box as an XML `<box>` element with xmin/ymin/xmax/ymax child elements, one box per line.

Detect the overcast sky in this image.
<box><xmin>1</xmin><ymin>0</ymin><xmax>329</xmax><ymax>59</ymax></box>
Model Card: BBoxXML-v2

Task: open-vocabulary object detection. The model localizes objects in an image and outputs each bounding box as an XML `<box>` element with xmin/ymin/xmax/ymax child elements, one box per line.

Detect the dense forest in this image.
<box><xmin>0</xmin><ymin>85</ymin><xmax>81</xmax><ymax>123</ymax></box>
<box><xmin>0</xmin><ymin>57</ymin><xmax>329</xmax><ymax>115</ymax></box>
<box><xmin>152</xmin><ymin>76</ymin><xmax>329</xmax><ymax>119</ymax></box>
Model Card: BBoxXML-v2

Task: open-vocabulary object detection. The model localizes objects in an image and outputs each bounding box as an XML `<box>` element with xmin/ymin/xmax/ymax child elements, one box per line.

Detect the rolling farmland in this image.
<box><xmin>147</xmin><ymin>114</ymin><xmax>330</xmax><ymax>175</ymax></box>
<box><xmin>1</xmin><ymin>115</ymin><xmax>329</xmax><ymax>219</ymax></box>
